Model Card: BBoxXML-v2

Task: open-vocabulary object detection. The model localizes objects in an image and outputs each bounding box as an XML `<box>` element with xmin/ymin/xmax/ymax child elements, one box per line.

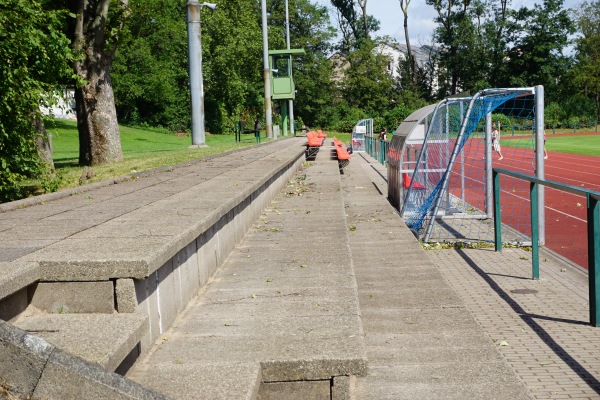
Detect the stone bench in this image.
<box><xmin>0</xmin><ymin>139</ymin><xmax>307</xmax><ymax>397</ymax></box>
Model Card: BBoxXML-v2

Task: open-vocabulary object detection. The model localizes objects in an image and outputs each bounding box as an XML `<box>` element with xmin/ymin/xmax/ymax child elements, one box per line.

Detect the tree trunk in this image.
<box><xmin>69</xmin><ymin>0</ymin><xmax>125</xmax><ymax>166</ymax></box>
<box><xmin>33</xmin><ymin>117</ymin><xmax>54</xmax><ymax>170</ymax></box>
<box><xmin>400</xmin><ymin>0</ymin><xmax>416</xmax><ymax>84</ymax></box>
<box><xmin>75</xmin><ymin>66</ymin><xmax>123</xmax><ymax>166</ymax></box>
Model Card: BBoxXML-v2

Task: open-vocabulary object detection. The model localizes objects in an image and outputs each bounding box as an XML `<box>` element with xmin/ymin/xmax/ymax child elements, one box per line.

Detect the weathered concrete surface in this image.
<box><xmin>0</xmin><ymin>320</ymin><xmax>166</xmax><ymax>400</ymax></box>
<box><xmin>14</xmin><ymin>313</ymin><xmax>148</xmax><ymax>371</ymax></box>
<box><xmin>4</xmin><ymin>140</ymin><xmax>304</xmax><ymax>281</ymax></box>
<box><xmin>0</xmin><ymin>261</ymin><xmax>38</xmax><ymax>299</ymax></box>
<box><xmin>127</xmin><ymin>158</ymin><xmax>366</xmax><ymax>399</ymax></box>
<box><xmin>340</xmin><ymin>153</ymin><xmax>531</xmax><ymax>399</ymax></box>
<box><xmin>30</xmin><ymin>281</ymin><xmax>115</xmax><ymax>313</ymax></box>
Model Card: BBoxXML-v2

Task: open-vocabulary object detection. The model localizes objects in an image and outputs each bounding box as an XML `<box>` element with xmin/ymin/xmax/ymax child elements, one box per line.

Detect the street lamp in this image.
<box><xmin>187</xmin><ymin>1</ymin><xmax>217</xmax><ymax>147</ymax></box>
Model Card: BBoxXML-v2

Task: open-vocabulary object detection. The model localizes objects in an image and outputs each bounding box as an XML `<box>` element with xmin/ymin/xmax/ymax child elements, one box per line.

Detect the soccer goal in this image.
<box><xmin>389</xmin><ymin>86</ymin><xmax>546</xmax><ymax>245</ymax></box>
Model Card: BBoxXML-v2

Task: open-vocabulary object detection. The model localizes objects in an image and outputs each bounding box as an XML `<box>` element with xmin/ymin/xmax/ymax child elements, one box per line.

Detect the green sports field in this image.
<box><xmin>501</xmin><ymin>133</ymin><xmax>600</xmax><ymax>157</ymax></box>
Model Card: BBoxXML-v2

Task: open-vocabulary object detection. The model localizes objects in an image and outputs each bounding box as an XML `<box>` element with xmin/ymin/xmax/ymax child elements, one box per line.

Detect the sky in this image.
<box><xmin>315</xmin><ymin>0</ymin><xmax>584</xmax><ymax>47</ymax></box>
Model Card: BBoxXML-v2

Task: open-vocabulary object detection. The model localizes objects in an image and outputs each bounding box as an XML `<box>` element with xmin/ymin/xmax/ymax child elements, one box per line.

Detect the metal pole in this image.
<box><xmin>285</xmin><ymin>0</ymin><xmax>294</xmax><ymax>136</ymax></box>
<box><xmin>535</xmin><ymin>85</ymin><xmax>545</xmax><ymax>245</ymax></box>
<box><xmin>530</xmin><ymin>181</ymin><xmax>540</xmax><ymax>280</ymax></box>
<box><xmin>485</xmin><ymin>113</ymin><xmax>493</xmax><ymax>218</ymax></box>
<box><xmin>493</xmin><ymin>170</ymin><xmax>502</xmax><ymax>251</ymax></box>
<box><xmin>281</xmin><ymin>101</ymin><xmax>288</xmax><ymax>137</ymax></box>
<box><xmin>587</xmin><ymin>194</ymin><xmax>600</xmax><ymax>326</ymax></box>
<box><xmin>261</xmin><ymin>0</ymin><xmax>273</xmax><ymax>138</ymax></box>
<box><xmin>187</xmin><ymin>0</ymin><xmax>206</xmax><ymax>147</ymax></box>
<box><xmin>460</xmin><ymin>101</ymin><xmax>465</xmax><ymax>211</ymax></box>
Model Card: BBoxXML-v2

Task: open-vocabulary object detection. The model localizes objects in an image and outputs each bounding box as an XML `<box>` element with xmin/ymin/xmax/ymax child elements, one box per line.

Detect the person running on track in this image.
<box><xmin>492</xmin><ymin>124</ymin><xmax>503</xmax><ymax>161</ymax></box>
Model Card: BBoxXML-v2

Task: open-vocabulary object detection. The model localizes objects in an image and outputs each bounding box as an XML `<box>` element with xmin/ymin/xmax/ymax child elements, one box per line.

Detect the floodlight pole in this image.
<box><xmin>187</xmin><ymin>1</ymin><xmax>216</xmax><ymax>147</ymax></box>
<box><xmin>261</xmin><ymin>0</ymin><xmax>273</xmax><ymax>138</ymax></box>
<box><xmin>285</xmin><ymin>0</ymin><xmax>294</xmax><ymax>136</ymax></box>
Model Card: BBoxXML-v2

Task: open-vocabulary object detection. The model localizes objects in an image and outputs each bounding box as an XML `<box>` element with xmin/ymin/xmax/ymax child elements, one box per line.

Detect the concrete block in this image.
<box><xmin>0</xmin><ymin>287</ymin><xmax>29</xmax><ymax>322</ymax></box>
<box><xmin>33</xmin><ymin>347</ymin><xmax>169</xmax><ymax>400</ymax></box>
<box><xmin>135</xmin><ymin>272</ymin><xmax>160</xmax><ymax>353</ymax></box>
<box><xmin>258</xmin><ymin>380</ymin><xmax>330</xmax><ymax>400</ymax></box>
<box><xmin>0</xmin><ymin>321</ymin><xmax>52</xmax><ymax>398</ymax></box>
<box><xmin>0</xmin><ymin>261</ymin><xmax>39</xmax><ymax>299</ymax></box>
<box><xmin>116</xmin><ymin>278</ymin><xmax>137</xmax><ymax>313</ymax></box>
<box><xmin>14</xmin><ymin>313</ymin><xmax>148</xmax><ymax>371</ymax></box>
<box><xmin>128</xmin><ymin>362</ymin><xmax>261</xmax><ymax>400</ymax></box>
<box><xmin>156</xmin><ymin>258</ymin><xmax>178</xmax><ymax>333</ymax></box>
<box><xmin>30</xmin><ymin>281</ymin><xmax>115</xmax><ymax>313</ymax></box>
<box><xmin>332</xmin><ymin>375</ymin><xmax>351</xmax><ymax>400</ymax></box>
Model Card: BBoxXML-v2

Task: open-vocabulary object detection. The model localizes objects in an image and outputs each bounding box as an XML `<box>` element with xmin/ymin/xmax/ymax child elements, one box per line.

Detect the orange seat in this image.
<box><xmin>307</xmin><ymin>131</ymin><xmax>323</xmax><ymax>147</ymax></box>
<box><xmin>402</xmin><ymin>173</ymin><xmax>426</xmax><ymax>189</ymax></box>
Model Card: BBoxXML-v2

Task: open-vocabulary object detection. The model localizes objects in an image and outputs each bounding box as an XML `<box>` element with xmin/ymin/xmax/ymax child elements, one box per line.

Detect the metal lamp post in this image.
<box><xmin>187</xmin><ymin>1</ymin><xmax>216</xmax><ymax>147</ymax></box>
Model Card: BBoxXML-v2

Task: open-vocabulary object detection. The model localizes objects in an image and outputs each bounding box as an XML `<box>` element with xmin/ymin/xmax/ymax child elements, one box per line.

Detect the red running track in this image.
<box><xmin>450</xmin><ymin>133</ymin><xmax>600</xmax><ymax>268</ymax></box>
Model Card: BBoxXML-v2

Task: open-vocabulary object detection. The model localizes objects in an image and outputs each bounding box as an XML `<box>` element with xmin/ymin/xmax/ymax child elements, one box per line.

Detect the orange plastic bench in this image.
<box><xmin>335</xmin><ymin>141</ymin><xmax>351</xmax><ymax>171</ymax></box>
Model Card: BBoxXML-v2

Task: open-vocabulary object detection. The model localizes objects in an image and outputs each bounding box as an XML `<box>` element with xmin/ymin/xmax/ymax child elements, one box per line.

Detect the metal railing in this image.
<box><xmin>492</xmin><ymin>168</ymin><xmax>600</xmax><ymax>326</ymax></box>
<box><xmin>365</xmin><ymin>136</ymin><xmax>388</xmax><ymax>165</ymax></box>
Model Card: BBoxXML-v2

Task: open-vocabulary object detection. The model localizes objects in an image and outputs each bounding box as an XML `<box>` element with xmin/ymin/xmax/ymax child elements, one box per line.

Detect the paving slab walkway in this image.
<box><xmin>353</xmin><ymin>151</ymin><xmax>600</xmax><ymax>400</ymax></box>
<box><xmin>340</xmin><ymin>152</ymin><xmax>530</xmax><ymax>399</ymax></box>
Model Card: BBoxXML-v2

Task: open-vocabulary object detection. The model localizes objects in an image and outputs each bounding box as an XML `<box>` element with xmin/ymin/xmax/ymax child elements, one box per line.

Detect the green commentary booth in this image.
<box><xmin>269</xmin><ymin>48</ymin><xmax>305</xmax><ymax>137</ymax></box>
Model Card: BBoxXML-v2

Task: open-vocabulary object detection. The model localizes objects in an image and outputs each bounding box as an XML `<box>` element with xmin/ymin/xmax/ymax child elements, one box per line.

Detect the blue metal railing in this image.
<box><xmin>493</xmin><ymin>168</ymin><xmax>600</xmax><ymax>326</ymax></box>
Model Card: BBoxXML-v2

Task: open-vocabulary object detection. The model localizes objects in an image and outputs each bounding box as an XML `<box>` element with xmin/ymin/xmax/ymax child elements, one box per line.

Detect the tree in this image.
<box><xmin>112</xmin><ymin>0</ymin><xmax>191</xmax><ymax>132</ymax></box>
<box><xmin>342</xmin><ymin>40</ymin><xmax>394</xmax><ymax>116</ymax></box>
<box><xmin>330</xmin><ymin>0</ymin><xmax>379</xmax><ymax>51</ymax></box>
<box><xmin>0</xmin><ymin>0</ymin><xmax>73</xmax><ymax>201</ymax></box>
<box><xmin>572</xmin><ymin>0</ymin><xmax>600</xmax><ymax>120</ymax></box>
<box><xmin>503</xmin><ymin>0</ymin><xmax>574</xmax><ymax>100</ymax></box>
<box><xmin>266</xmin><ymin>0</ymin><xmax>336</xmax><ymax>127</ymax></box>
<box><xmin>426</xmin><ymin>0</ymin><xmax>472</xmax><ymax>96</ymax></box>
<box><xmin>66</xmin><ymin>0</ymin><xmax>128</xmax><ymax>166</ymax></box>
<box><xmin>399</xmin><ymin>0</ymin><xmax>416</xmax><ymax>84</ymax></box>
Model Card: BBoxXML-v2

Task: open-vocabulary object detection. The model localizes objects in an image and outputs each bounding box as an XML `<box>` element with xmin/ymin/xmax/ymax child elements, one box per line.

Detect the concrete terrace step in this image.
<box><xmin>0</xmin><ymin>320</ymin><xmax>167</xmax><ymax>400</ymax></box>
<box><xmin>340</xmin><ymin>153</ymin><xmax>531</xmax><ymax>399</ymax></box>
<box><xmin>0</xmin><ymin>261</ymin><xmax>38</xmax><ymax>301</ymax></box>
<box><xmin>126</xmin><ymin>158</ymin><xmax>366</xmax><ymax>399</ymax></box>
<box><xmin>0</xmin><ymin>139</ymin><xmax>308</xmax><ymax>397</ymax></box>
<box><xmin>13</xmin><ymin>313</ymin><xmax>148</xmax><ymax>371</ymax></box>
<box><xmin>17</xmin><ymin>141</ymin><xmax>306</xmax><ymax>281</ymax></box>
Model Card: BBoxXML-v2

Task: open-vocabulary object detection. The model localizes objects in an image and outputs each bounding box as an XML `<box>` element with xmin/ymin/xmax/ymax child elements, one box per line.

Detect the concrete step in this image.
<box><xmin>127</xmin><ymin>159</ymin><xmax>366</xmax><ymax>399</ymax></box>
<box><xmin>0</xmin><ymin>261</ymin><xmax>40</xmax><ymax>321</ymax></box>
<box><xmin>128</xmin><ymin>362</ymin><xmax>261</xmax><ymax>400</ymax></box>
<box><xmin>0</xmin><ymin>261</ymin><xmax>39</xmax><ymax>301</ymax></box>
<box><xmin>14</xmin><ymin>313</ymin><xmax>148</xmax><ymax>372</ymax></box>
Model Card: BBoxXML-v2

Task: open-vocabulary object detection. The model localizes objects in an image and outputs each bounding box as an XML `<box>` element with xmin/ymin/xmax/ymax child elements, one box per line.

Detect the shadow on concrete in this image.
<box><xmin>456</xmin><ymin>248</ymin><xmax>600</xmax><ymax>396</ymax></box>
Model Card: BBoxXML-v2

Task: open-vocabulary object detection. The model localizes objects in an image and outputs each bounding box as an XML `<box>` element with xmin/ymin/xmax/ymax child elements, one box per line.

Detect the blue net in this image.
<box><xmin>404</xmin><ymin>89</ymin><xmax>537</xmax><ymax>240</ymax></box>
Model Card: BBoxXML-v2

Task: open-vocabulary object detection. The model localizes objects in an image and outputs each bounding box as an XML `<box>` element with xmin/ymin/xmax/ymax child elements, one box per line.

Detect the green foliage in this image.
<box><xmin>0</xmin><ymin>0</ymin><xmax>73</xmax><ymax>202</ymax></box>
<box><xmin>112</xmin><ymin>0</ymin><xmax>191</xmax><ymax>132</ymax></box>
<box><xmin>505</xmin><ymin>0</ymin><xmax>575</xmax><ymax>100</ymax></box>
<box><xmin>545</xmin><ymin>102</ymin><xmax>565</xmax><ymax>128</ymax></box>
<box><xmin>342</xmin><ymin>41</ymin><xmax>394</xmax><ymax>116</ymax></box>
<box><xmin>571</xmin><ymin>0</ymin><xmax>600</xmax><ymax>121</ymax></box>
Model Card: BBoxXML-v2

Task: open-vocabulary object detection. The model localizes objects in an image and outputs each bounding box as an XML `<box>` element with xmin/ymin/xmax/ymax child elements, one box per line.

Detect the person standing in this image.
<box><xmin>379</xmin><ymin>127</ymin><xmax>387</xmax><ymax>141</ymax></box>
<box><xmin>492</xmin><ymin>124</ymin><xmax>503</xmax><ymax>161</ymax></box>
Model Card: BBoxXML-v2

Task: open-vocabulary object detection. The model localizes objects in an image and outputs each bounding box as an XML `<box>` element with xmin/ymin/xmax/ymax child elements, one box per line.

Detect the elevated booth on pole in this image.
<box><xmin>269</xmin><ymin>49</ymin><xmax>305</xmax><ymax>137</ymax></box>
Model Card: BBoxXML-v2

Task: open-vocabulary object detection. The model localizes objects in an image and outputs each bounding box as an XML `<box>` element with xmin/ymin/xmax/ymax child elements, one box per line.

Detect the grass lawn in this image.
<box><xmin>38</xmin><ymin>120</ymin><xmax>349</xmax><ymax>193</ymax></box>
<box><xmin>501</xmin><ymin>132</ymin><xmax>600</xmax><ymax>157</ymax></box>
<box><xmin>46</xmin><ymin>119</ymin><xmax>267</xmax><ymax>190</ymax></box>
